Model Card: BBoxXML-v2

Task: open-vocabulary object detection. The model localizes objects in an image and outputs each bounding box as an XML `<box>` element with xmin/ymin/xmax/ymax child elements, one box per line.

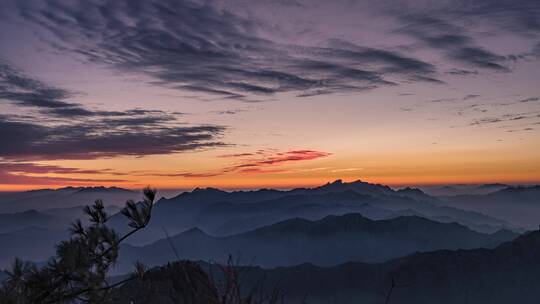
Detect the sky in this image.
<box><xmin>0</xmin><ymin>0</ymin><xmax>539</xmax><ymax>191</ymax></box>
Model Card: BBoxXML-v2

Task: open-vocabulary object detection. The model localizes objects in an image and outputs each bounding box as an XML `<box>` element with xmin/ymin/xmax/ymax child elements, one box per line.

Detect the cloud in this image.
<box><xmin>14</xmin><ymin>0</ymin><xmax>442</xmax><ymax>99</ymax></box>
<box><xmin>451</xmin><ymin>0</ymin><xmax>540</xmax><ymax>34</ymax></box>
<box><xmin>222</xmin><ymin>149</ymin><xmax>332</xmax><ymax>174</ymax></box>
<box><xmin>211</xmin><ymin>109</ymin><xmax>246</xmax><ymax>115</ymax></box>
<box><xmin>237</xmin><ymin>150</ymin><xmax>331</xmax><ymax>166</ymax></box>
<box><xmin>469</xmin><ymin>112</ymin><xmax>540</xmax><ymax>126</ymax></box>
<box><xmin>331</xmin><ymin>168</ymin><xmax>363</xmax><ymax>173</ymax></box>
<box><xmin>0</xmin><ymin>162</ymin><xmax>114</xmax><ymax>175</ymax></box>
<box><xmin>463</xmin><ymin>94</ymin><xmax>481</xmax><ymax>100</ymax></box>
<box><xmin>397</xmin><ymin>15</ymin><xmax>511</xmax><ymax>72</ymax></box>
<box><xmin>450</xmin><ymin>47</ymin><xmax>508</xmax><ymax>71</ymax></box>
<box><xmin>0</xmin><ymin>61</ymin><xmax>227</xmax><ymax>161</ymax></box>
<box><xmin>533</xmin><ymin>42</ymin><xmax>540</xmax><ymax>57</ymax></box>
<box><xmin>0</xmin><ymin>116</ymin><xmax>226</xmax><ymax>161</ymax></box>
<box><xmin>387</xmin><ymin>0</ymin><xmax>540</xmax><ymax>35</ymax></box>
<box><xmin>387</xmin><ymin>0</ymin><xmax>540</xmax><ymax>72</ymax></box>
<box><xmin>149</xmin><ymin>149</ymin><xmax>332</xmax><ymax>177</ymax></box>
<box><xmin>0</xmin><ymin>162</ymin><xmax>128</xmax><ymax>185</ymax></box>
<box><xmin>235</xmin><ymin>168</ymin><xmax>290</xmax><ymax>174</ymax></box>
<box><xmin>0</xmin><ymin>60</ymin><xmax>90</xmax><ymax>116</ymax></box>
<box><xmin>519</xmin><ymin>97</ymin><xmax>540</xmax><ymax>103</ymax></box>
<box><xmin>445</xmin><ymin>69</ymin><xmax>479</xmax><ymax>76</ymax></box>
<box><xmin>218</xmin><ymin>152</ymin><xmax>257</xmax><ymax>158</ymax></box>
<box><xmin>0</xmin><ymin>172</ymin><xmax>126</xmax><ymax>185</ymax></box>
<box><xmin>140</xmin><ymin>172</ymin><xmax>223</xmax><ymax>178</ymax></box>
<box><xmin>0</xmin><ymin>60</ymin><xmax>183</xmax><ymax>119</ymax></box>
<box><xmin>429</xmin><ymin>98</ymin><xmax>457</xmax><ymax>103</ymax></box>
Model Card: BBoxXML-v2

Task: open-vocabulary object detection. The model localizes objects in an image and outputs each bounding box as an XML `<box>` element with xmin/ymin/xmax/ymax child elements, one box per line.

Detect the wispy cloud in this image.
<box><xmin>331</xmin><ymin>168</ymin><xmax>363</xmax><ymax>173</ymax></box>
<box><xmin>463</xmin><ymin>94</ymin><xmax>481</xmax><ymax>101</ymax></box>
<box><xmin>395</xmin><ymin>13</ymin><xmax>521</xmax><ymax>72</ymax></box>
<box><xmin>0</xmin><ymin>162</ymin><xmax>128</xmax><ymax>185</ymax></box>
<box><xmin>14</xmin><ymin>0</ymin><xmax>443</xmax><ymax>100</ymax></box>
<box><xmin>0</xmin><ymin>162</ymin><xmax>114</xmax><ymax>175</ymax></box>
<box><xmin>147</xmin><ymin>149</ymin><xmax>332</xmax><ymax>177</ymax></box>
<box><xmin>429</xmin><ymin>98</ymin><xmax>457</xmax><ymax>103</ymax></box>
<box><xmin>470</xmin><ymin>112</ymin><xmax>540</xmax><ymax>126</ymax></box>
<box><xmin>0</xmin><ymin>61</ymin><xmax>227</xmax><ymax>161</ymax></box>
<box><xmin>230</xmin><ymin>150</ymin><xmax>332</xmax><ymax>169</ymax></box>
<box><xmin>519</xmin><ymin>97</ymin><xmax>540</xmax><ymax>103</ymax></box>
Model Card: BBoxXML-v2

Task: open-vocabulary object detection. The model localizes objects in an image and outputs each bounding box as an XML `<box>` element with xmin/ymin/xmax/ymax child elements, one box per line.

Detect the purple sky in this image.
<box><xmin>0</xmin><ymin>0</ymin><xmax>539</xmax><ymax>190</ymax></box>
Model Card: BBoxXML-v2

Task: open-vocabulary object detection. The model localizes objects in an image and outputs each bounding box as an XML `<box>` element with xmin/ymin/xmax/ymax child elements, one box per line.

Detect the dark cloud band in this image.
<box><xmin>0</xmin><ymin>60</ymin><xmax>227</xmax><ymax>161</ymax></box>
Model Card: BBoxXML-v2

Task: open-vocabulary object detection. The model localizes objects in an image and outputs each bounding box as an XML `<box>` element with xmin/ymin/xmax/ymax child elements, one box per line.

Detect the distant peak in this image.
<box><xmin>478</xmin><ymin>183</ymin><xmax>509</xmax><ymax>189</ymax></box>
<box><xmin>498</xmin><ymin>185</ymin><xmax>540</xmax><ymax>192</ymax></box>
<box><xmin>397</xmin><ymin>187</ymin><xmax>424</xmax><ymax>193</ymax></box>
<box><xmin>316</xmin><ymin>179</ymin><xmax>393</xmax><ymax>195</ymax></box>
<box><xmin>324</xmin><ymin>179</ymin><xmax>343</xmax><ymax>186</ymax></box>
<box><xmin>73</xmin><ymin>186</ymin><xmax>132</xmax><ymax>193</ymax></box>
<box><xmin>192</xmin><ymin>187</ymin><xmax>226</xmax><ymax>194</ymax></box>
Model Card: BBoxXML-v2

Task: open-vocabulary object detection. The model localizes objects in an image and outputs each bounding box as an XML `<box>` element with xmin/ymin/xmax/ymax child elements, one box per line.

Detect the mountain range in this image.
<box><xmin>0</xmin><ymin>205</ymin><xmax>121</xmax><ymax>268</ymax></box>
<box><xmin>0</xmin><ymin>180</ymin><xmax>537</xmax><ymax>271</ymax></box>
<box><xmin>439</xmin><ymin>186</ymin><xmax>540</xmax><ymax>228</ymax></box>
<box><xmin>113</xmin><ymin>213</ymin><xmax>517</xmax><ymax>274</ymax></box>
<box><xmin>421</xmin><ymin>183</ymin><xmax>511</xmax><ymax>196</ymax></box>
<box><xmin>211</xmin><ymin>229</ymin><xmax>540</xmax><ymax>303</ymax></box>
<box><xmin>107</xmin><ymin>229</ymin><xmax>540</xmax><ymax>304</ymax></box>
<box><xmin>0</xmin><ymin>186</ymin><xmax>136</xmax><ymax>213</ymax></box>
<box><xmin>108</xmin><ymin>180</ymin><xmax>518</xmax><ymax>245</ymax></box>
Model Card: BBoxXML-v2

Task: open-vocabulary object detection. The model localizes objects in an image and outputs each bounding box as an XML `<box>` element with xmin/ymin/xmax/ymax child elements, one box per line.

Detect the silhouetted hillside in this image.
<box><xmin>111</xmin><ymin>261</ymin><xmax>218</xmax><ymax>304</ymax></box>
<box><xmin>94</xmin><ymin>230</ymin><xmax>540</xmax><ymax>303</ymax></box>
<box><xmin>206</xmin><ymin>230</ymin><xmax>540</xmax><ymax>303</ymax></box>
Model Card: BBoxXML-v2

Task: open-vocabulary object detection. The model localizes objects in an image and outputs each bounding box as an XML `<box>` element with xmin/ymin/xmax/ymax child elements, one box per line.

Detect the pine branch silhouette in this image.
<box><xmin>0</xmin><ymin>187</ymin><xmax>157</xmax><ymax>304</ymax></box>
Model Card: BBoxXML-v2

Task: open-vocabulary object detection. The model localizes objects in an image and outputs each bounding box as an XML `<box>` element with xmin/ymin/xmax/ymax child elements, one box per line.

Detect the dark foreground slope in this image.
<box><xmin>112</xmin><ymin>230</ymin><xmax>540</xmax><ymax>304</ymax></box>
<box><xmin>234</xmin><ymin>230</ymin><xmax>540</xmax><ymax>303</ymax></box>
<box><xmin>111</xmin><ymin>262</ymin><xmax>218</xmax><ymax>304</ymax></box>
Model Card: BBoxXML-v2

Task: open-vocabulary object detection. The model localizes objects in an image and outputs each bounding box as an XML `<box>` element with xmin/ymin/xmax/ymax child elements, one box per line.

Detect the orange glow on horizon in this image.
<box><xmin>1</xmin><ymin>174</ymin><xmax>539</xmax><ymax>193</ymax></box>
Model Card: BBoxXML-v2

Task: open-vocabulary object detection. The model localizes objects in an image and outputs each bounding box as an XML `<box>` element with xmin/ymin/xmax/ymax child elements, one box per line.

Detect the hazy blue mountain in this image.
<box><xmin>0</xmin><ymin>180</ymin><xmax>522</xmax><ymax>271</ymax></box>
<box><xmin>0</xmin><ymin>205</ymin><xmax>122</xmax><ymax>237</ymax></box>
<box><xmin>422</xmin><ymin>183</ymin><xmax>511</xmax><ymax>196</ymax></box>
<box><xmin>478</xmin><ymin>183</ymin><xmax>511</xmax><ymax>190</ymax></box>
<box><xmin>41</xmin><ymin>205</ymin><xmax>122</xmax><ymax>223</ymax></box>
<box><xmin>114</xmin><ymin>213</ymin><xmax>517</xmax><ymax>274</ymax></box>
<box><xmin>0</xmin><ymin>186</ymin><xmax>136</xmax><ymax>213</ymax></box>
<box><xmin>0</xmin><ymin>227</ymin><xmax>68</xmax><ymax>268</ymax></box>
<box><xmin>108</xmin><ymin>180</ymin><xmax>514</xmax><ymax>245</ymax></box>
<box><xmin>298</xmin><ymin>179</ymin><xmax>395</xmax><ymax>196</ymax></box>
<box><xmin>211</xmin><ymin>201</ymin><xmax>401</xmax><ymax>235</ymax></box>
<box><xmin>439</xmin><ymin>186</ymin><xmax>540</xmax><ymax>228</ymax></box>
<box><xmin>0</xmin><ymin>210</ymin><xmax>69</xmax><ymax>234</ymax></box>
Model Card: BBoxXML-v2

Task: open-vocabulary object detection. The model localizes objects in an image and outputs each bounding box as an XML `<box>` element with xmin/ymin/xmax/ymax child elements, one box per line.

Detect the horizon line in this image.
<box><xmin>1</xmin><ymin>179</ymin><xmax>539</xmax><ymax>193</ymax></box>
